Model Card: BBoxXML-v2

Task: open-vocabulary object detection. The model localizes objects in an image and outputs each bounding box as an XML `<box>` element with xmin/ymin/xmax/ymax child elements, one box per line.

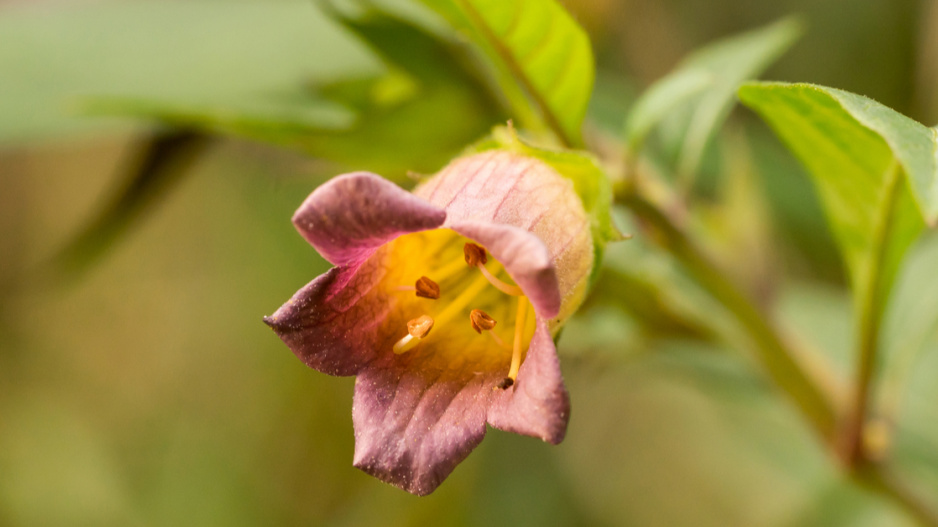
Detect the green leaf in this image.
<box><xmin>306</xmin><ymin>1</ymin><xmax>506</xmax><ymax>173</ymax></box>
<box><xmin>624</xmin><ymin>68</ymin><xmax>711</xmax><ymax>152</ymax></box>
<box><xmin>738</xmin><ymin>82</ymin><xmax>934</xmax><ymax>308</ymax></box>
<box><xmin>626</xmin><ymin>17</ymin><xmax>802</xmax><ymax>178</ymax></box>
<box><xmin>880</xmin><ymin>234</ymin><xmax>938</xmax><ymax>415</ymax></box>
<box><xmin>85</xmin><ymin>2</ymin><xmax>504</xmax><ymax>176</ymax></box>
<box><xmin>741</xmin><ymin>83</ymin><xmax>938</xmax><ymax>467</ymax></box>
<box><xmin>416</xmin><ymin>0</ymin><xmax>594</xmax><ymax>147</ymax></box>
<box><xmin>0</xmin><ymin>0</ymin><xmax>377</xmax><ymax>144</ymax></box>
<box><xmin>82</xmin><ymin>93</ymin><xmax>355</xmax><ymax>147</ymax></box>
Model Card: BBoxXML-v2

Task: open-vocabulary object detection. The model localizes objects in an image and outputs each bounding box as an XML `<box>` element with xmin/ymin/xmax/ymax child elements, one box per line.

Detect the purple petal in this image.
<box><xmin>487</xmin><ymin>320</ymin><xmax>570</xmax><ymax>444</ymax></box>
<box><xmin>351</xmin><ymin>364</ymin><xmax>493</xmax><ymax>496</ymax></box>
<box><xmin>263</xmin><ymin>254</ymin><xmax>392</xmax><ymax>376</ymax></box>
<box><xmin>293</xmin><ymin>172</ymin><xmax>446</xmax><ymax>267</ymax></box>
<box><xmin>450</xmin><ymin>220</ymin><xmax>561</xmax><ymax>319</ymax></box>
<box><xmin>416</xmin><ymin>151</ymin><xmax>593</xmax><ymax>311</ymax></box>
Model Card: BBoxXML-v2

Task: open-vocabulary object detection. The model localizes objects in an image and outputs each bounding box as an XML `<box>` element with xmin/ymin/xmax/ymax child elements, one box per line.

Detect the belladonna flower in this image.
<box><xmin>265</xmin><ymin>146</ymin><xmax>608</xmax><ymax>496</ymax></box>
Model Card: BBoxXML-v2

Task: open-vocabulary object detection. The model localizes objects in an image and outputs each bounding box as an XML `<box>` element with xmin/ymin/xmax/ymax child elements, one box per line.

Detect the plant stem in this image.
<box><xmin>857</xmin><ymin>462</ymin><xmax>938</xmax><ymax>527</ymax></box>
<box><xmin>615</xmin><ymin>186</ymin><xmax>839</xmax><ymax>443</ymax></box>
<box><xmin>843</xmin><ymin>161</ymin><xmax>903</xmax><ymax>465</ymax></box>
<box><xmin>615</xmin><ymin>177</ymin><xmax>938</xmax><ymax>527</ymax></box>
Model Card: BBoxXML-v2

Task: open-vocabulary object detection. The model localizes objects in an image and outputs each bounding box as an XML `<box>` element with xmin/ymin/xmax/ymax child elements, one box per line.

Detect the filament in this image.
<box><xmin>476</xmin><ymin>262</ymin><xmax>523</xmax><ymax>296</ymax></box>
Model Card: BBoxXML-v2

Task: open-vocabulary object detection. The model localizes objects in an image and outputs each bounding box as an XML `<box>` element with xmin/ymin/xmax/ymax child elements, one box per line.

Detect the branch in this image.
<box><xmin>614</xmin><ymin>185</ymin><xmax>839</xmax><ymax>442</ymax></box>
<box><xmin>614</xmin><ymin>176</ymin><xmax>938</xmax><ymax>527</ymax></box>
<box><xmin>858</xmin><ymin>462</ymin><xmax>938</xmax><ymax>527</ymax></box>
<box><xmin>843</xmin><ymin>160</ymin><xmax>903</xmax><ymax>465</ymax></box>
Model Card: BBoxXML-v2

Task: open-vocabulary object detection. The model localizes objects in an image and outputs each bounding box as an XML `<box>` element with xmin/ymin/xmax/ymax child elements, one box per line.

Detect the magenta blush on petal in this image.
<box><xmin>263</xmin><ymin>257</ymin><xmax>392</xmax><ymax>376</ymax></box>
<box><xmin>292</xmin><ymin>172</ymin><xmax>446</xmax><ymax>267</ymax></box>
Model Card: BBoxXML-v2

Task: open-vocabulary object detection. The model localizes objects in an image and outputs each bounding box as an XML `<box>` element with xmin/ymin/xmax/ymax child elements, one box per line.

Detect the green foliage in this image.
<box><xmin>881</xmin><ymin>234</ymin><xmax>938</xmax><ymax>413</ymax></box>
<box><xmin>739</xmin><ymin>83</ymin><xmax>935</xmax><ymax>310</ymax></box>
<box><xmin>625</xmin><ymin>17</ymin><xmax>802</xmax><ymax>179</ymax></box>
<box><xmin>83</xmin><ymin>1</ymin><xmax>503</xmax><ymax>176</ymax></box>
<box><xmin>82</xmin><ymin>94</ymin><xmax>354</xmax><ymax>146</ymax></box>
<box><xmin>416</xmin><ymin>0</ymin><xmax>594</xmax><ymax>147</ymax></box>
<box><xmin>0</xmin><ymin>0</ymin><xmax>372</xmax><ymax>144</ymax></box>
<box><xmin>8</xmin><ymin>0</ymin><xmax>938</xmax><ymax>524</ymax></box>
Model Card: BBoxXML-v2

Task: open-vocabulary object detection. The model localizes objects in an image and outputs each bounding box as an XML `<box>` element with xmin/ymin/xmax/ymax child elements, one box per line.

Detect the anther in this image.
<box><xmin>464</xmin><ymin>243</ymin><xmax>488</xmax><ymax>266</ymax></box>
<box><xmin>464</xmin><ymin>243</ymin><xmax>523</xmax><ymax>296</ymax></box>
<box><xmin>469</xmin><ymin>309</ymin><xmax>497</xmax><ymax>334</ymax></box>
<box><xmin>407</xmin><ymin>315</ymin><xmax>434</xmax><ymax>338</ymax></box>
<box><xmin>414</xmin><ymin>276</ymin><xmax>440</xmax><ymax>299</ymax></box>
<box><xmin>393</xmin><ymin>315</ymin><xmax>434</xmax><ymax>354</ymax></box>
<box><xmin>496</xmin><ymin>377</ymin><xmax>514</xmax><ymax>390</ymax></box>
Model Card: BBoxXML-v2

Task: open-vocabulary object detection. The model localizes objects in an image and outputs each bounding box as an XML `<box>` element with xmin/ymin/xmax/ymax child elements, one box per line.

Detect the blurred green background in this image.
<box><xmin>2</xmin><ymin>0</ymin><xmax>938</xmax><ymax>525</ymax></box>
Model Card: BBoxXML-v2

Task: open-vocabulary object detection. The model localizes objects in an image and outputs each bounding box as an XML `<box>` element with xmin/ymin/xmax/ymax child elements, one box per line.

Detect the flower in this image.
<box><xmin>264</xmin><ymin>149</ymin><xmax>595</xmax><ymax>495</ymax></box>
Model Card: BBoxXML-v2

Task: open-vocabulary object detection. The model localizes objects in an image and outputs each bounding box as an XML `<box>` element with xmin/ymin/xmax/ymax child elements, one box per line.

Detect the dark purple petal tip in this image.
<box><xmin>292</xmin><ymin>172</ymin><xmax>446</xmax><ymax>267</ymax></box>
<box><xmin>263</xmin><ymin>259</ymin><xmax>388</xmax><ymax>377</ymax></box>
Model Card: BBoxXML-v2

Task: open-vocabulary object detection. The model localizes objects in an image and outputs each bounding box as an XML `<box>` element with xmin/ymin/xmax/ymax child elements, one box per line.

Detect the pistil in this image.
<box><xmin>500</xmin><ymin>297</ymin><xmax>529</xmax><ymax>389</ymax></box>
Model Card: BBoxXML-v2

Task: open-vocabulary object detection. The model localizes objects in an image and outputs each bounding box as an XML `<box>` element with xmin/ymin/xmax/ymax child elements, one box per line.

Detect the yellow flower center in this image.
<box><xmin>380</xmin><ymin>228</ymin><xmax>536</xmax><ymax>389</ymax></box>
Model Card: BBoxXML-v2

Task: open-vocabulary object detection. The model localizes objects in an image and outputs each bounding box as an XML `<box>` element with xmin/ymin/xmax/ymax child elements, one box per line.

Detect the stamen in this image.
<box><xmin>477</xmin><ymin>263</ymin><xmax>524</xmax><ymax>296</ymax></box>
<box><xmin>469</xmin><ymin>309</ymin><xmax>497</xmax><ymax>334</ymax></box>
<box><xmin>393</xmin><ymin>334</ymin><xmax>417</xmax><ymax>354</ymax></box>
<box><xmin>407</xmin><ymin>315</ymin><xmax>434</xmax><ymax>338</ymax></box>
<box><xmin>463</xmin><ymin>243</ymin><xmax>523</xmax><ymax>296</ymax></box>
<box><xmin>464</xmin><ymin>243</ymin><xmax>488</xmax><ymax>266</ymax></box>
<box><xmin>506</xmin><ymin>297</ymin><xmax>528</xmax><ymax>384</ymax></box>
<box><xmin>415</xmin><ymin>276</ymin><xmax>440</xmax><ymax>299</ymax></box>
<box><xmin>393</xmin><ymin>315</ymin><xmax>434</xmax><ymax>354</ymax></box>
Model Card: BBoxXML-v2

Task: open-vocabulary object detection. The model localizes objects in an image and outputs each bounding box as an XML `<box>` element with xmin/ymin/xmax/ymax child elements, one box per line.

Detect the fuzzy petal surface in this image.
<box><xmin>293</xmin><ymin>172</ymin><xmax>446</xmax><ymax>267</ymax></box>
<box><xmin>351</xmin><ymin>362</ymin><xmax>496</xmax><ymax>496</ymax></box>
<box><xmin>263</xmin><ymin>256</ymin><xmax>391</xmax><ymax>376</ymax></box>
<box><xmin>450</xmin><ymin>220</ymin><xmax>560</xmax><ymax>319</ymax></box>
<box><xmin>486</xmin><ymin>320</ymin><xmax>570</xmax><ymax>444</ymax></box>
<box><xmin>417</xmin><ymin>150</ymin><xmax>593</xmax><ymax>325</ymax></box>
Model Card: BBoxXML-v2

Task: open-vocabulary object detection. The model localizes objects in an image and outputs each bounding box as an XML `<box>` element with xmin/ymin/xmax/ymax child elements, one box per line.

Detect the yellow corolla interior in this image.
<box><xmin>375</xmin><ymin>228</ymin><xmax>537</xmax><ymax>384</ymax></box>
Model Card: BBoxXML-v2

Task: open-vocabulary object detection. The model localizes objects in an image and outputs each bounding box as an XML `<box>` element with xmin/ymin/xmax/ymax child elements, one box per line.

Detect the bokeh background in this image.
<box><xmin>3</xmin><ymin>0</ymin><xmax>938</xmax><ymax>525</ymax></box>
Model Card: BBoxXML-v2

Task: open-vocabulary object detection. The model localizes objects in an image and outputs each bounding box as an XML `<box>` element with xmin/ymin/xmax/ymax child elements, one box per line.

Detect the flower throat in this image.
<box><xmin>390</xmin><ymin>235</ymin><xmax>533</xmax><ymax>390</ymax></box>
